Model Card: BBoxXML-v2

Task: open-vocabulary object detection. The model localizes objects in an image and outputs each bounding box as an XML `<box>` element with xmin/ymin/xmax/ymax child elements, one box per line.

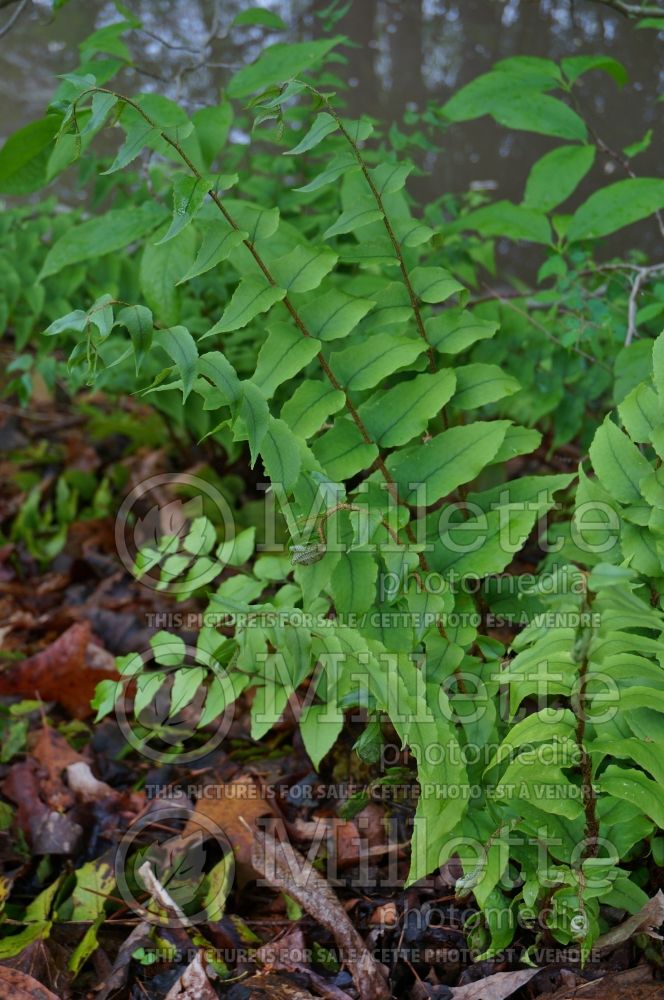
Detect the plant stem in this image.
<box><xmin>307</xmin><ymin>87</ymin><xmax>437</xmax><ymax>372</ymax></box>
<box><xmin>572</xmin><ymin>594</ymin><xmax>599</xmax><ymax>859</ymax></box>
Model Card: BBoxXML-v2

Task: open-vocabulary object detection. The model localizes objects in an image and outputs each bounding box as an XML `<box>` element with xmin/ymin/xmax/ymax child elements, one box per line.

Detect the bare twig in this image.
<box><xmin>0</xmin><ymin>0</ymin><xmax>28</xmax><ymax>39</ymax></box>
<box><xmin>250</xmin><ymin>824</ymin><xmax>391</xmax><ymax>1000</ymax></box>
<box><xmin>625</xmin><ymin>263</ymin><xmax>664</xmax><ymax>344</ymax></box>
<box><xmin>583</xmin><ymin>0</ymin><xmax>664</xmax><ymax>16</ymax></box>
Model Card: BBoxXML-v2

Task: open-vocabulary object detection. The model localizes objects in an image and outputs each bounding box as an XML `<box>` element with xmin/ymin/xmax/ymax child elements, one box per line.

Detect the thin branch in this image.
<box><xmin>583</xmin><ymin>0</ymin><xmax>664</xmax><ymax>16</ymax></box>
<box><xmin>308</xmin><ymin>87</ymin><xmax>437</xmax><ymax>371</ymax></box>
<box><xmin>0</xmin><ymin>0</ymin><xmax>27</xmax><ymax>39</ymax></box>
<box><xmin>480</xmin><ymin>282</ymin><xmax>611</xmax><ymax>371</ymax></box>
<box><xmin>569</xmin><ymin>90</ymin><xmax>664</xmax><ymax>240</ymax></box>
<box><xmin>625</xmin><ymin>264</ymin><xmax>664</xmax><ymax>344</ymax></box>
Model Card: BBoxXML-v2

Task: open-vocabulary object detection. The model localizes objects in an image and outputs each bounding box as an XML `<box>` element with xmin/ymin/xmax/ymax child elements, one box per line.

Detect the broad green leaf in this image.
<box><xmin>369</xmin><ymin>161</ymin><xmax>414</xmax><ymax>195</ymax></box>
<box><xmin>39</xmin><ymin>202</ymin><xmax>165</xmax><ymax>279</ymax></box>
<box><xmin>441</xmin><ymin>70</ymin><xmax>555</xmax><ymax>122</ymax></box>
<box><xmin>387</xmin><ymin>421</ymin><xmax>510</xmax><ymax>505</ymax></box>
<box><xmin>153</xmin><ymin>326</ymin><xmax>198</xmax><ymax>401</ymax></box>
<box><xmin>431</xmin><ymin>505</ymin><xmax>539</xmax><ymax>578</ymax></box>
<box><xmin>331</xmin><ymin>551</ymin><xmax>378</xmax><ymax>614</ymax></box>
<box><xmin>618</xmin><ymin>383</ymin><xmax>660</xmax><ymax>443</ymax></box>
<box><xmin>224</xmin><ymin>199</ymin><xmax>279</xmax><ymax>242</ymax></box>
<box><xmin>300</xmin><ymin>704</ymin><xmax>343</xmax><ymax>768</ymax></box>
<box><xmin>203</xmin><ymin>277</ymin><xmax>286</xmax><ymax>336</ymax></box>
<box><xmin>285</xmin><ymin>112</ymin><xmax>338</xmax><ymax>154</ymax></box>
<box><xmin>294</xmin><ymin>151</ymin><xmax>358</xmax><ymax>193</ymax></box>
<box><xmin>599</xmin><ymin>764</ymin><xmax>664</xmax><ymax>828</ymax></box>
<box><xmin>271</xmin><ymin>245</ymin><xmax>337</xmax><ymax>292</ymax></box>
<box><xmin>156</xmin><ymin>174</ymin><xmax>209</xmax><ymax>244</ymax></box>
<box><xmin>485</xmin><ymin>708</ymin><xmax>576</xmax><ymax>772</ymax></box>
<box><xmin>299</xmin><ymin>289</ymin><xmax>375</xmax><ymax>341</ymax></box>
<box><xmin>652</xmin><ymin>331</ymin><xmax>664</xmax><ymax>401</ymax></box>
<box><xmin>568</xmin><ymin>178</ymin><xmax>664</xmax><ymax>242</ymax></box>
<box><xmin>117</xmin><ymin>305</ymin><xmax>153</xmax><ymax>374</ymax></box>
<box><xmin>496</xmin><ymin>759</ymin><xmax>582</xmax><ymax>820</ymax></box>
<box><xmin>410</xmin><ymin>266</ymin><xmax>465</xmax><ymax>303</ymax></box>
<box><xmin>589</xmin><ymin>416</ymin><xmax>652</xmax><ymax>503</ymax></box>
<box><xmin>232</xmin><ymin>7</ymin><xmax>287</xmax><ymax>29</ymax></box>
<box><xmin>523</xmin><ymin>145</ymin><xmax>596</xmax><ymax>212</ymax></box>
<box><xmin>217</xmin><ymin>527</ymin><xmax>256</xmax><ymax>567</ymax></box>
<box><xmin>228</xmin><ymin>37</ymin><xmax>343</xmax><ymax>98</ymax></box>
<box><xmin>494</xmin><ymin>93</ymin><xmax>587</xmax><ymax>141</ymax></box>
<box><xmin>197</xmin><ymin>351</ymin><xmax>242</xmax><ymax>405</ymax></box>
<box><xmin>329</xmin><ymin>334</ymin><xmax>425</xmax><ymax>391</ymax></box>
<box><xmin>192</xmin><ymin>101</ymin><xmax>233</xmax><ymax>167</ymax></box>
<box><xmin>81</xmin><ymin>92</ymin><xmax>119</xmax><ymax>137</ymax></box>
<box><xmin>281</xmin><ymin>380</ymin><xmax>345</xmax><ymax>438</ymax></box>
<box><xmin>425</xmin><ymin>308</ymin><xmax>498</xmax><ymax>354</ymax></box>
<box><xmin>561</xmin><ymin>55</ymin><xmax>628</xmax><ymax>87</ymax></box>
<box><xmin>59</xmin><ymin>857</ymin><xmax>115</xmax><ymax>922</ymax></box>
<box><xmin>236</xmin><ymin>381</ymin><xmax>269</xmax><ymax>467</ymax></box>
<box><xmin>260</xmin><ymin>417</ymin><xmax>302</xmax><ymax>490</ymax></box>
<box><xmin>251</xmin><ymin>321</ymin><xmax>320</xmax><ymax>397</ymax></box>
<box><xmin>323</xmin><ymin>205</ymin><xmax>383</xmax><ymax>239</ymax></box>
<box><xmin>492</xmin><ymin>425</ymin><xmax>542</xmax><ymax>463</ymax></box>
<box><xmin>102</xmin><ymin>120</ymin><xmax>158</xmax><ymax>174</ymax></box>
<box><xmin>178</xmin><ymin>220</ymin><xmax>247</xmax><ymax>283</ymax></box>
<box><xmin>313</xmin><ymin>418</ymin><xmax>378</xmax><ymax>480</ymax></box>
<box><xmin>358</xmin><ymin>370</ymin><xmax>456</xmax><ymax>447</ymax></box>
<box><xmin>0</xmin><ymin>117</ymin><xmax>60</xmax><ymax>195</ymax></box>
<box><xmin>139</xmin><ymin>225</ymin><xmax>196</xmax><ymax>326</ymax></box>
<box><xmin>450</xmin><ymin>202</ymin><xmax>552</xmax><ymax>244</ymax></box>
<box><xmin>452</xmin><ymin>363</ymin><xmax>521</xmax><ymax>410</ymax></box>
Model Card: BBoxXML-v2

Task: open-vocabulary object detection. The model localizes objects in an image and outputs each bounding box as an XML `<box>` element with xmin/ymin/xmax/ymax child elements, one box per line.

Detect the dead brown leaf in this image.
<box><xmin>0</xmin><ymin>622</ymin><xmax>117</xmax><ymax>718</ymax></box>
<box><xmin>184</xmin><ymin>773</ymin><xmax>274</xmax><ymax>882</ymax></box>
<box><xmin>449</xmin><ymin>967</ymin><xmax>539</xmax><ymax>999</ymax></box>
<box><xmin>595</xmin><ymin>890</ymin><xmax>664</xmax><ymax>954</ymax></box>
<box><xmin>163</xmin><ymin>951</ymin><xmax>217</xmax><ymax>1000</ymax></box>
<box><xmin>0</xmin><ymin>965</ymin><xmax>61</xmax><ymax>1000</ymax></box>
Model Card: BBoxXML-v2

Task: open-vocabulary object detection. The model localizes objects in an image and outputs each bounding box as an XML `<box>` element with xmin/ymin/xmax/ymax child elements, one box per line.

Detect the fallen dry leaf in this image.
<box><xmin>2</xmin><ymin>758</ymin><xmax>82</xmax><ymax>854</ymax></box>
<box><xmin>595</xmin><ymin>890</ymin><xmax>664</xmax><ymax>953</ymax></box>
<box><xmin>31</xmin><ymin>727</ymin><xmax>82</xmax><ymax>809</ymax></box>
<box><xmin>450</xmin><ymin>967</ymin><xmax>540</xmax><ymax>1000</ymax></box>
<box><xmin>163</xmin><ymin>950</ymin><xmax>217</xmax><ymax>1000</ymax></box>
<box><xmin>96</xmin><ymin>922</ymin><xmax>152</xmax><ymax>1000</ymax></box>
<box><xmin>184</xmin><ymin>773</ymin><xmax>274</xmax><ymax>882</ymax></box>
<box><xmin>0</xmin><ymin>622</ymin><xmax>117</xmax><ymax>718</ymax></box>
<box><xmin>536</xmin><ymin>963</ymin><xmax>661</xmax><ymax>1000</ymax></box>
<box><xmin>251</xmin><ymin>825</ymin><xmax>390</xmax><ymax>1000</ymax></box>
<box><xmin>0</xmin><ymin>966</ymin><xmax>61</xmax><ymax>1000</ymax></box>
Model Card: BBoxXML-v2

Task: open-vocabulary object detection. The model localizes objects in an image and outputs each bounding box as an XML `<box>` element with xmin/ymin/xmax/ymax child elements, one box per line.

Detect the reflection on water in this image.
<box><xmin>1</xmin><ymin>0</ymin><xmax>662</xmax><ymax>256</ymax></box>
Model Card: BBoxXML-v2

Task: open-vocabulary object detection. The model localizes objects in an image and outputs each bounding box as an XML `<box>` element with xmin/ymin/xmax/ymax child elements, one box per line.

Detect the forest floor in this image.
<box><xmin>1</xmin><ymin>396</ymin><xmax>663</xmax><ymax>1000</ymax></box>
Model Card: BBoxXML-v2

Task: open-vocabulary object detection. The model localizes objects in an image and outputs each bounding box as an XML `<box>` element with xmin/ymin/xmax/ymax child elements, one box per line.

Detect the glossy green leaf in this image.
<box><xmin>358</xmin><ymin>370</ymin><xmax>456</xmax><ymax>446</ymax></box>
<box><xmin>568</xmin><ymin>179</ymin><xmax>664</xmax><ymax>242</ymax></box>
<box><xmin>203</xmin><ymin>277</ymin><xmax>286</xmax><ymax>337</ymax></box>
<box><xmin>271</xmin><ymin>245</ymin><xmax>337</xmax><ymax>292</ymax></box>
<box><xmin>387</xmin><ymin>421</ymin><xmax>510</xmax><ymax>505</ymax></box>
<box><xmin>286</xmin><ymin>112</ymin><xmax>338</xmax><ymax>154</ymax></box>
<box><xmin>329</xmin><ymin>334</ymin><xmax>425</xmax><ymax>391</ymax></box>
<box><xmin>281</xmin><ymin>380</ymin><xmax>346</xmax><ymax>438</ymax></box>
<box><xmin>589</xmin><ymin>416</ymin><xmax>652</xmax><ymax>503</ymax></box>
<box><xmin>251</xmin><ymin>321</ymin><xmax>320</xmax><ymax>397</ymax></box>
<box><xmin>452</xmin><ymin>363</ymin><xmax>521</xmax><ymax>410</ymax></box>
<box><xmin>39</xmin><ymin>202</ymin><xmax>165</xmax><ymax>279</ymax></box>
<box><xmin>299</xmin><ymin>289</ymin><xmax>375</xmax><ymax>341</ymax></box>
<box><xmin>153</xmin><ymin>326</ymin><xmax>198</xmax><ymax>400</ymax></box>
<box><xmin>523</xmin><ymin>145</ymin><xmax>596</xmax><ymax>212</ymax></box>
<box><xmin>228</xmin><ymin>37</ymin><xmax>343</xmax><ymax>98</ymax></box>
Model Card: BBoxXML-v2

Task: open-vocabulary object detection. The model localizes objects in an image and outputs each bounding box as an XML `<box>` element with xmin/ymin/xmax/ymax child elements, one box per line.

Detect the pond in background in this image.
<box><xmin>1</xmin><ymin>0</ymin><xmax>662</xmax><ymax>265</ymax></box>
